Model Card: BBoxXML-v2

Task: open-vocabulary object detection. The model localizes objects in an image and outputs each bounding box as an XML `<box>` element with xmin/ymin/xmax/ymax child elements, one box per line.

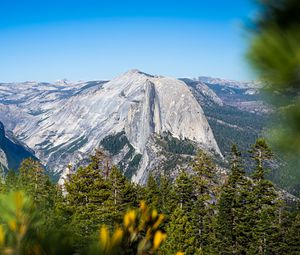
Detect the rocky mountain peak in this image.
<box><xmin>0</xmin><ymin>70</ymin><xmax>222</xmax><ymax>183</ymax></box>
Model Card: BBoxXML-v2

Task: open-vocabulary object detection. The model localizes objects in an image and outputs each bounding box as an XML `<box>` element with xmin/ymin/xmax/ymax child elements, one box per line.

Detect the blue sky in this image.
<box><xmin>0</xmin><ymin>0</ymin><xmax>256</xmax><ymax>82</ymax></box>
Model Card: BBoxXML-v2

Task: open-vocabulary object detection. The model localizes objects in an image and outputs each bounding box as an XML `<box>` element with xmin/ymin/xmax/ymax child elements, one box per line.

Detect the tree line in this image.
<box><xmin>0</xmin><ymin>139</ymin><xmax>299</xmax><ymax>254</ymax></box>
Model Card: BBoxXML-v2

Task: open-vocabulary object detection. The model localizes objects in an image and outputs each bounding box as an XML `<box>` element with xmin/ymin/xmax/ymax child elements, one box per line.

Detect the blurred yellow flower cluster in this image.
<box><xmin>0</xmin><ymin>192</ymin><xmax>184</xmax><ymax>255</ymax></box>
<box><xmin>0</xmin><ymin>191</ymin><xmax>39</xmax><ymax>255</ymax></box>
<box><xmin>99</xmin><ymin>226</ymin><xmax>124</xmax><ymax>254</ymax></box>
<box><xmin>98</xmin><ymin>201</ymin><xmax>168</xmax><ymax>254</ymax></box>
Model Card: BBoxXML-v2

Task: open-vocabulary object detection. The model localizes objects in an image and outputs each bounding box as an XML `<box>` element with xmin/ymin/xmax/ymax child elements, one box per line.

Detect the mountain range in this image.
<box><xmin>0</xmin><ymin>70</ymin><xmax>271</xmax><ymax>183</ymax></box>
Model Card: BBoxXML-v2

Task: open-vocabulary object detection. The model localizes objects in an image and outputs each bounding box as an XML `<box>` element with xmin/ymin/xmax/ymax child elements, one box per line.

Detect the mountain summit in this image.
<box><xmin>0</xmin><ymin>70</ymin><xmax>221</xmax><ymax>183</ymax></box>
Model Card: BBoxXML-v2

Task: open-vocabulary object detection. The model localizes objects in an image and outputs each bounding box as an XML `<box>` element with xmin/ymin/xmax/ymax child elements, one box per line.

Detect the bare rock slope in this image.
<box><xmin>0</xmin><ymin>70</ymin><xmax>221</xmax><ymax>183</ymax></box>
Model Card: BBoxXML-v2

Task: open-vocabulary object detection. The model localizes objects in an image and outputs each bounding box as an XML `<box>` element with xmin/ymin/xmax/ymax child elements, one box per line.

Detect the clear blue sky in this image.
<box><xmin>0</xmin><ymin>0</ymin><xmax>256</xmax><ymax>82</ymax></box>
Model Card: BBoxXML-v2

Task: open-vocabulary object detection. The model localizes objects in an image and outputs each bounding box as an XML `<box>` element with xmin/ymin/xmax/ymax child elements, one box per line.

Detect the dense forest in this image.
<box><xmin>0</xmin><ymin>139</ymin><xmax>299</xmax><ymax>254</ymax></box>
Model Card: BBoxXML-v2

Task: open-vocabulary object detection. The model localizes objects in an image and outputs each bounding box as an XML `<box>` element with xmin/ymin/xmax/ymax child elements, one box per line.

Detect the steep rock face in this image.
<box><xmin>123</xmin><ymin>72</ymin><xmax>220</xmax><ymax>154</ymax></box>
<box><xmin>0</xmin><ymin>123</ymin><xmax>7</xmax><ymax>170</ymax></box>
<box><xmin>0</xmin><ymin>121</ymin><xmax>35</xmax><ymax>171</ymax></box>
<box><xmin>120</xmin><ymin>72</ymin><xmax>221</xmax><ymax>182</ymax></box>
<box><xmin>0</xmin><ymin>122</ymin><xmax>5</xmax><ymax>145</ymax></box>
<box><xmin>0</xmin><ymin>70</ymin><xmax>221</xmax><ymax>183</ymax></box>
<box><xmin>125</xmin><ymin>79</ymin><xmax>157</xmax><ymax>153</ymax></box>
<box><xmin>0</xmin><ymin>149</ymin><xmax>7</xmax><ymax>171</ymax></box>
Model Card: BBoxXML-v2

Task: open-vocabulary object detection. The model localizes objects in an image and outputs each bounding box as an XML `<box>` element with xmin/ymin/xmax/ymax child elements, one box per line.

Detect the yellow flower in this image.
<box><xmin>13</xmin><ymin>191</ymin><xmax>24</xmax><ymax>211</ymax></box>
<box><xmin>0</xmin><ymin>225</ymin><xmax>5</xmax><ymax>246</ymax></box>
<box><xmin>152</xmin><ymin>209</ymin><xmax>158</xmax><ymax>219</ymax></box>
<box><xmin>99</xmin><ymin>225</ymin><xmax>110</xmax><ymax>249</ymax></box>
<box><xmin>153</xmin><ymin>230</ymin><xmax>166</xmax><ymax>250</ymax></box>
<box><xmin>175</xmin><ymin>252</ymin><xmax>185</xmax><ymax>255</ymax></box>
<box><xmin>140</xmin><ymin>200</ymin><xmax>147</xmax><ymax>212</ymax></box>
<box><xmin>111</xmin><ymin>228</ymin><xmax>123</xmax><ymax>246</ymax></box>
<box><xmin>145</xmin><ymin>228</ymin><xmax>152</xmax><ymax>240</ymax></box>
<box><xmin>19</xmin><ymin>224</ymin><xmax>27</xmax><ymax>237</ymax></box>
<box><xmin>153</xmin><ymin>214</ymin><xmax>164</xmax><ymax>229</ymax></box>
<box><xmin>8</xmin><ymin>220</ymin><xmax>17</xmax><ymax>231</ymax></box>
<box><xmin>124</xmin><ymin>210</ymin><xmax>136</xmax><ymax>228</ymax></box>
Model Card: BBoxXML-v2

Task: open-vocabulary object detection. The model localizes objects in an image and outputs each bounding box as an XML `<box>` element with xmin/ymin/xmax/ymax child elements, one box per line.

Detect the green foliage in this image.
<box><xmin>247</xmin><ymin>139</ymin><xmax>282</xmax><ymax>254</ymax></box>
<box><xmin>157</xmin><ymin>153</ymin><xmax>191</xmax><ymax>175</ymax></box>
<box><xmin>215</xmin><ymin>145</ymin><xmax>252</xmax><ymax>254</ymax></box>
<box><xmin>285</xmin><ymin>211</ymin><xmax>300</xmax><ymax>254</ymax></box>
<box><xmin>0</xmin><ymin>191</ymin><xmax>75</xmax><ymax>255</ymax></box>
<box><xmin>173</xmin><ymin>170</ymin><xmax>196</xmax><ymax>212</ymax></box>
<box><xmin>0</xmin><ymin>191</ymin><xmax>39</xmax><ymax>254</ymax></box>
<box><xmin>106</xmin><ymin>166</ymin><xmax>138</xmax><ymax>224</ymax></box>
<box><xmin>101</xmin><ymin>132</ymin><xmax>142</xmax><ymax>179</ymax></box>
<box><xmin>156</xmin><ymin>132</ymin><xmax>196</xmax><ymax>155</ymax></box>
<box><xmin>100</xmin><ymin>131</ymin><xmax>129</xmax><ymax>155</ymax></box>
<box><xmin>248</xmin><ymin>0</ymin><xmax>300</xmax><ymax>91</ymax></box>
<box><xmin>145</xmin><ymin>174</ymin><xmax>160</xmax><ymax>209</ymax></box>
<box><xmin>63</xmin><ymin>150</ymin><xmax>140</xmax><ymax>248</ymax></box>
<box><xmin>0</xmin><ymin>144</ymin><xmax>298</xmax><ymax>254</ymax></box>
<box><xmin>248</xmin><ymin>0</ymin><xmax>300</xmax><ymax>194</ymax></box>
<box><xmin>249</xmin><ymin>138</ymin><xmax>274</xmax><ymax>180</ymax></box>
<box><xmin>64</xmin><ymin>165</ymin><xmax>111</xmax><ymax>246</ymax></box>
<box><xmin>190</xmin><ymin>151</ymin><xmax>219</xmax><ymax>251</ymax></box>
<box><xmin>3</xmin><ymin>169</ymin><xmax>18</xmax><ymax>192</ymax></box>
<box><xmin>157</xmin><ymin>174</ymin><xmax>175</xmax><ymax>218</ymax></box>
<box><xmin>89</xmin><ymin>201</ymin><xmax>167</xmax><ymax>255</ymax></box>
<box><xmin>203</xmin><ymin>104</ymin><xmax>270</xmax><ymax>158</ymax></box>
<box><xmin>161</xmin><ymin>207</ymin><xmax>196</xmax><ymax>255</ymax></box>
<box><xmin>18</xmin><ymin>158</ymin><xmax>53</xmax><ymax>205</ymax></box>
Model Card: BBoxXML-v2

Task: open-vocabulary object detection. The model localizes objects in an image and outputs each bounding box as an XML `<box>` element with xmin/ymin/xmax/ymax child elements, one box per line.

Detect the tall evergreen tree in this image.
<box><xmin>285</xmin><ymin>208</ymin><xmax>300</xmax><ymax>254</ymax></box>
<box><xmin>145</xmin><ymin>174</ymin><xmax>160</xmax><ymax>209</ymax></box>
<box><xmin>106</xmin><ymin>166</ymin><xmax>137</xmax><ymax>225</ymax></box>
<box><xmin>90</xmin><ymin>149</ymin><xmax>110</xmax><ymax>177</ymax></box>
<box><xmin>250</xmin><ymin>138</ymin><xmax>273</xmax><ymax>181</ymax></box>
<box><xmin>191</xmin><ymin>150</ymin><xmax>218</xmax><ymax>251</ymax></box>
<box><xmin>158</xmin><ymin>173</ymin><xmax>175</xmax><ymax>217</ymax></box>
<box><xmin>161</xmin><ymin>207</ymin><xmax>198</xmax><ymax>255</ymax></box>
<box><xmin>248</xmin><ymin>139</ymin><xmax>282</xmax><ymax>254</ymax></box>
<box><xmin>18</xmin><ymin>158</ymin><xmax>52</xmax><ymax>205</ymax></box>
<box><xmin>64</xmin><ymin>163</ymin><xmax>111</xmax><ymax>247</ymax></box>
<box><xmin>215</xmin><ymin>145</ymin><xmax>251</xmax><ymax>254</ymax></box>
<box><xmin>173</xmin><ymin>170</ymin><xmax>196</xmax><ymax>212</ymax></box>
<box><xmin>4</xmin><ymin>169</ymin><xmax>19</xmax><ymax>192</ymax></box>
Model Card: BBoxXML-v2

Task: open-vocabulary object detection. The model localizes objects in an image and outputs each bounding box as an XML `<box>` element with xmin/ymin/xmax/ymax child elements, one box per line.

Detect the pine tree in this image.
<box><xmin>90</xmin><ymin>149</ymin><xmax>110</xmax><ymax>177</ymax></box>
<box><xmin>106</xmin><ymin>166</ymin><xmax>137</xmax><ymax>225</ymax></box>
<box><xmin>173</xmin><ymin>170</ymin><xmax>196</xmax><ymax>212</ymax></box>
<box><xmin>5</xmin><ymin>169</ymin><xmax>19</xmax><ymax>192</ymax></box>
<box><xmin>18</xmin><ymin>158</ymin><xmax>54</xmax><ymax>206</ymax></box>
<box><xmin>161</xmin><ymin>207</ymin><xmax>197</xmax><ymax>255</ymax></box>
<box><xmin>248</xmin><ymin>139</ymin><xmax>282</xmax><ymax>254</ymax></box>
<box><xmin>158</xmin><ymin>173</ymin><xmax>175</xmax><ymax>217</ymax></box>
<box><xmin>250</xmin><ymin>138</ymin><xmax>273</xmax><ymax>181</ymax></box>
<box><xmin>190</xmin><ymin>150</ymin><xmax>218</xmax><ymax>251</ymax></box>
<box><xmin>145</xmin><ymin>174</ymin><xmax>160</xmax><ymax>209</ymax></box>
<box><xmin>47</xmin><ymin>184</ymin><xmax>70</xmax><ymax>229</ymax></box>
<box><xmin>215</xmin><ymin>145</ymin><xmax>251</xmax><ymax>254</ymax></box>
<box><xmin>64</xmin><ymin>163</ymin><xmax>111</xmax><ymax>247</ymax></box>
<box><xmin>285</xmin><ymin>208</ymin><xmax>300</xmax><ymax>254</ymax></box>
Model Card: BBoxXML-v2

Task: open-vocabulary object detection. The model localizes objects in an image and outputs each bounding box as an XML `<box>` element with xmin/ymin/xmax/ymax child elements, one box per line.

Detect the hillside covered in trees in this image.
<box><xmin>0</xmin><ymin>139</ymin><xmax>299</xmax><ymax>254</ymax></box>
